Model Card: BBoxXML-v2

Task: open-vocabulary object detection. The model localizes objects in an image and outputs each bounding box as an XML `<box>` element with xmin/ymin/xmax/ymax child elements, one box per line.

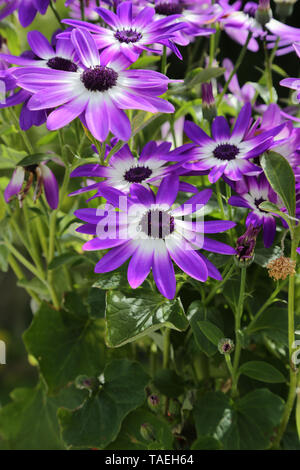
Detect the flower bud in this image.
<box><xmin>255</xmin><ymin>0</ymin><xmax>272</xmax><ymax>26</ymax></box>
<box><xmin>267</xmin><ymin>256</ymin><xmax>296</xmax><ymax>280</ymax></box>
<box><xmin>140</xmin><ymin>423</ymin><xmax>156</xmax><ymax>442</ymax></box>
<box><xmin>274</xmin><ymin>0</ymin><xmax>298</xmax><ymax>20</ymax></box>
<box><xmin>75</xmin><ymin>375</ymin><xmax>99</xmax><ymax>392</ymax></box>
<box><xmin>147</xmin><ymin>394</ymin><xmax>160</xmax><ymax>411</ymax></box>
<box><xmin>218</xmin><ymin>338</ymin><xmax>235</xmax><ymax>355</ymax></box>
<box><xmin>235</xmin><ymin>224</ymin><xmax>261</xmax><ymax>266</ymax></box>
<box><xmin>202</xmin><ymin>82</ymin><xmax>217</xmax><ymax>123</ymax></box>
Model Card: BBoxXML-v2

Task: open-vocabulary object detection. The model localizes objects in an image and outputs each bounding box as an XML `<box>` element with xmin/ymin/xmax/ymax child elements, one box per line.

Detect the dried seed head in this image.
<box><xmin>267</xmin><ymin>256</ymin><xmax>296</xmax><ymax>280</ymax></box>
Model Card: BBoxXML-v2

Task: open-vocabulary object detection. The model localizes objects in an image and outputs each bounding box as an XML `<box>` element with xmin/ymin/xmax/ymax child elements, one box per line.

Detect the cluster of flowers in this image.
<box><xmin>1</xmin><ymin>0</ymin><xmax>300</xmax><ymax>299</ymax></box>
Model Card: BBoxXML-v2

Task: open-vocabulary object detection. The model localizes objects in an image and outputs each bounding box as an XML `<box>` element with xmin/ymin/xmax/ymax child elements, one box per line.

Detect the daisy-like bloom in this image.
<box><xmin>13</xmin><ymin>28</ymin><xmax>175</xmax><ymax>142</ymax></box>
<box><xmin>280</xmin><ymin>43</ymin><xmax>300</xmax><ymax>103</ymax></box>
<box><xmin>228</xmin><ymin>174</ymin><xmax>282</xmax><ymax>248</ymax></box>
<box><xmin>4</xmin><ymin>162</ymin><xmax>59</xmax><ymax>209</ymax></box>
<box><xmin>0</xmin><ymin>31</ymin><xmax>80</xmax><ymax>130</ymax></box>
<box><xmin>61</xmin><ymin>1</ymin><xmax>186</xmax><ymax>62</ymax></box>
<box><xmin>69</xmin><ymin>141</ymin><xmax>197</xmax><ymax>198</ymax></box>
<box><xmin>134</xmin><ymin>0</ymin><xmax>215</xmax><ymax>47</ymax></box>
<box><xmin>180</xmin><ymin>103</ymin><xmax>280</xmax><ymax>183</ymax></box>
<box><xmin>0</xmin><ymin>0</ymin><xmax>54</xmax><ymax>27</ymax></box>
<box><xmin>74</xmin><ymin>175</ymin><xmax>236</xmax><ymax>299</ymax></box>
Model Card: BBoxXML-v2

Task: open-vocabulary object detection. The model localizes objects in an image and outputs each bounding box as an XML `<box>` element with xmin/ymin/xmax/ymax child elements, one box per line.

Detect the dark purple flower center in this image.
<box><xmin>81</xmin><ymin>65</ymin><xmax>118</xmax><ymax>92</ymax></box>
<box><xmin>155</xmin><ymin>1</ymin><xmax>183</xmax><ymax>16</ymax></box>
<box><xmin>124</xmin><ymin>166</ymin><xmax>152</xmax><ymax>183</ymax></box>
<box><xmin>114</xmin><ymin>29</ymin><xmax>143</xmax><ymax>44</ymax></box>
<box><xmin>255</xmin><ymin>197</ymin><xmax>267</xmax><ymax>212</ymax></box>
<box><xmin>47</xmin><ymin>56</ymin><xmax>78</xmax><ymax>72</ymax></box>
<box><xmin>213</xmin><ymin>143</ymin><xmax>239</xmax><ymax>161</ymax></box>
<box><xmin>223</xmin><ymin>343</ymin><xmax>231</xmax><ymax>352</ymax></box>
<box><xmin>140</xmin><ymin>209</ymin><xmax>175</xmax><ymax>239</ymax></box>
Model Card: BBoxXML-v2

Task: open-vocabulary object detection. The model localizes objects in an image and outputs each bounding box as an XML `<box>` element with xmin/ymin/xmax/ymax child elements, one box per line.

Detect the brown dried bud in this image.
<box><xmin>267</xmin><ymin>256</ymin><xmax>296</xmax><ymax>281</ymax></box>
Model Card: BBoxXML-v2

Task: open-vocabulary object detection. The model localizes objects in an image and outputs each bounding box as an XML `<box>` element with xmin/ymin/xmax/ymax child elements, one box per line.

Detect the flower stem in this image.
<box><xmin>8</xmin><ymin>108</ymin><xmax>34</xmax><ymax>154</ymax></box>
<box><xmin>161</xmin><ymin>46</ymin><xmax>167</xmax><ymax>75</ymax></box>
<box><xmin>231</xmin><ymin>267</ymin><xmax>247</xmax><ymax>397</ymax></box>
<box><xmin>7</xmin><ymin>254</ymin><xmax>41</xmax><ymax>305</ymax></box>
<box><xmin>204</xmin><ymin>262</ymin><xmax>236</xmax><ymax>305</ymax></box>
<box><xmin>273</xmin><ymin>236</ymin><xmax>298</xmax><ymax>447</ymax></box>
<box><xmin>163</xmin><ymin>328</ymin><xmax>171</xmax><ymax>415</ymax></box>
<box><xmin>215</xmin><ymin>179</ymin><xmax>225</xmax><ymax>219</ymax></box>
<box><xmin>217</xmin><ymin>32</ymin><xmax>252</xmax><ymax>107</ymax></box>
<box><xmin>50</xmin><ymin>0</ymin><xmax>63</xmax><ymax>28</ymax></box>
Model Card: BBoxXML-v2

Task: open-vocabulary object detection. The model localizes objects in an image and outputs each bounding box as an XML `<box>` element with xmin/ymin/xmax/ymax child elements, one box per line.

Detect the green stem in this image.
<box><xmin>246</xmin><ymin>279</ymin><xmax>287</xmax><ymax>333</ymax></box>
<box><xmin>50</xmin><ymin>0</ymin><xmax>63</xmax><ymax>28</ymax></box>
<box><xmin>8</xmin><ymin>108</ymin><xmax>34</xmax><ymax>154</ymax></box>
<box><xmin>23</xmin><ymin>205</ymin><xmax>45</xmax><ymax>278</ymax></box>
<box><xmin>161</xmin><ymin>46</ymin><xmax>167</xmax><ymax>75</ymax></box>
<box><xmin>215</xmin><ymin>179</ymin><xmax>225</xmax><ymax>219</ymax></box>
<box><xmin>4</xmin><ymin>239</ymin><xmax>45</xmax><ymax>282</ymax></box>
<box><xmin>273</xmin><ymin>237</ymin><xmax>298</xmax><ymax>447</ymax></box>
<box><xmin>231</xmin><ymin>267</ymin><xmax>247</xmax><ymax>397</ymax></box>
<box><xmin>217</xmin><ymin>32</ymin><xmax>252</xmax><ymax>108</ymax></box>
<box><xmin>8</xmin><ymin>254</ymin><xmax>41</xmax><ymax>305</ymax></box>
<box><xmin>80</xmin><ymin>0</ymin><xmax>85</xmax><ymax>21</ymax></box>
<box><xmin>263</xmin><ymin>37</ymin><xmax>274</xmax><ymax>103</ymax></box>
<box><xmin>163</xmin><ymin>328</ymin><xmax>171</xmax><ymax>416</ymax></box>
<box><xmin>204</xmin><ymin>262</ymin><xmax>236</xmax><ymax>306</ymax></box>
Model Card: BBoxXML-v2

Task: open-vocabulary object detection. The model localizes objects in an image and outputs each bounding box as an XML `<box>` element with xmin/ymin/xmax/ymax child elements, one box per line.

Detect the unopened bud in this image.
<box><xmin>235</xmin><ymin>224</ymin><xmax>261</xmax><ymax>266</ymax></box>
<box><xmin>202</xmin><ymin>82</ymin><xmax>217</xmax><ymax>123</ymax></box>
<box><xmin>140</xmin><ymin>423</ymin><xmax>156</xmax><ymax>442</ymax></box>
<box><xmin>218</xmin><ymin>338</ymin><xmax>235</xmax><ymax>355</ymax></box>
<box><xmin>267</xmin><ymin>256</ymin><xmax>296</xmax><ymax>280</ymax></box>
<box><xmin>274</xmin><ymin>0</ymin><xmax>297</xmax><ymax>20</ymax></box>
<box><xmin>148</xmin><ymin>394</ymin><xmax>160</xmax><ymax>410</ymax></box>
<box><xmin>255</xmin><ymin>0</ymin><xmax>272</xmax><ymax>26</ymax></box>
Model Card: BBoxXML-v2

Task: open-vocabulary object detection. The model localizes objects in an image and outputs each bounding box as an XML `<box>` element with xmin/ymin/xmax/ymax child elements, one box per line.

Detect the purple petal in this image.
<box><xmin>231</xmin><ymin>103</ymin><xmax>251</xmax><ymax>141</ymax></box>
<box><xmin>263</xmin><ymin>216</ymin><xmax>276</xmax><ymax>248</ymax></box>
<box><xmin>71</xmin><ymin>28</ymin><xmax>99</xmax><ymax>68</ymax></box>
<box><xmin>4</xmin><ymin>167</ymin><xmax>25</xmax><ymax>203</ymax></box>
<box><xmin>152</xmin><ymin>241</ymin><xmax>176</xmax><ymax>299</ymax></box>
<box><xmin>27</xmin><ymin>31</ymin><xmax>54</xmax><ymax>59</ymax></box>
<box><xmin>172</xmin><ymin>189</ymin><xmax>212</xmax><ymax>216</ymax></box>
<box><xmin>94</xmin><ymin>240</ymin><xmax>135</xmax><ymax>273</ymax></box>
<box><xmin>127</xmin><ymin>242</ymin><xmax>153</xmax><ymax>288</ymax></box>
<box><xmin>156</xmin><ymin>175</ymin><xmax>179</xmax><ymax>207</ymax></box>
<box><xmin>202</xmin><ymin>238</ymin><xmax>236</xmax><ymax>255</ymax></box>
<box><xmin>166</xmin><ymin>237</ymin><xmax>208</xmax><ymax>282</ymax></box>
<box><xmin>40</xmin><ymin>164</ymin><xmax>59</xmax><ymax>209</ymax></box>
<box><xmin>83</xmin><ymin>237</ymin><xmax>126</xmax><ymax>250</ymax></box>
<box><xmin>184</xmin><ymin>120</ymin><xmax>212</xmax><ymax>146</ymax></box>
<box><xmin>211</xmin><ymin>116</ymin><xmax>231</xmax><ymax>141</ymax></box>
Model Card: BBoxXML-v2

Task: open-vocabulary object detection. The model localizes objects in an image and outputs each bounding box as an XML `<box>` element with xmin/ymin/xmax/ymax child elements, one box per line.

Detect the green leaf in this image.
<box><xmin>198</xmin><ymin>320</ymin><xmax>224</xmax><ymax>346</ymax></box>
<box><xmin>92</xmin><ymin>265</ymin><xmax>128</xmax><ymax>290</ymax></box>
<box><xmin>261</xmin><ymin>152</ymin><xmax>296</xmax><ymax>218</ymax></box>
<box><xmin>239</xmin><ymin>361</ymin><xmax>286</xmax><ymax>383</ymax></box>
<box><xmin>254</xmin><ymin>244</ymin><xmax>283</xmax><ymax>267</ymax></box>
<box><xmin>259</xmin><ymin>201</ymin><xmax>291</xmax><ymax>226</ymax></box>
<box><xmin>153</xmin><ymin>369</ymin><xmax>185</xmax><ymax>398</ymax></box>
<box><xmin>187</xmin><ymin>67</ymin><xmax>226</xmax><ymax>87</ymax></box>
<box><xmin>0</xmin><ymin>382</ymin><xmax>85</xmax><ymax>450</ymax></box>
<box><xmin>191</xmin><ymin>436</ymin><xmax>222</xmax><ymax>450</ymax></box>
<box><xmin>48</xmin><ymin>252</ymin><xmax>83</xmax><ymax>270</ymax></box>
<box><xmin>23</xmin><ymin>300</ymin><xmax>106</xmax><ymax>394</ymax></box>
<box><xmin>0</xmin><ymin>245</ymin><xmax>9</xmax><ymax>272</ymax></box>
<box><xmin>0</xmin><ymin>20</ymin><xmax>20</xmax><ymax>55</ymax></box>
<box><xmin>0</xmin><ymin>145</ymin><xmax>26</xmax><ymax>169</ymax></box>
<box><xmin>105</xmin><ymin>289</ymin><xmax>188</xmax><ymax>348</ymax></box>
<box><xmin>106</xmin><ymin>408</ymin><xmax>173</xmax><ymax>450</ymax></box>
<box><xmin>17</xmin><ymin>153</ymin><xmax>53</xmax><ymax>167</ymax></box>
<box><xmin>187</xmin><ymin>301</ymin><xmax>218</xmax><ymax>356</ymax></box>
<box><xmin>58</xmin><ymin>359</ymin><xmax>149</xmax><ymax>449</ymax></box>
<box><xmin>130</xmin><ymin>55</ymin><xmax>161</xmax><ymax>69</ymax></box>
<box><xmin>193</xmin><ymin>389</ymin><xmax>284</xmax><ymax>450</ymax></box>
<box><xmin>246</xmin><ymin>307</ymin><xmax>288</xmax><ymax>346</ymax></box>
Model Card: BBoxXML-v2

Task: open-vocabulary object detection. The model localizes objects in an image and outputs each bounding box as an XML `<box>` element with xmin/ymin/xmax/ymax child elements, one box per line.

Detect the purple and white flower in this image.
<box><xmin>12</xmin><ymin>28</ymin><xmax>175</xmax><ymax>142</ymax></box>
<box><xmin>180</xmin><ymin>103</ymin><xmax>280</xmax><ymax>183</ymax></box>
<box><xmin>70</xmin><ymin>141</ymin><xmax>196</xmax><ymax>198</ymax></box>
<box><xmin>4</xmin><ymin>161</ymin><xmax>59</xmax><ymax>210</ymax></box>
<box><xmin>228</xmin><ymin>174</ymin><xmax>282</xmax><ymax>248</ymax></box>
<box><xmin>74</xmin><ymin>175</ymin><xmax>236</xmax><ymax>299</ymax></box>
<box><xmin>61</xmin><ymin>1</ymin><xmax>186</xmax><ymax>62</ymax></box>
